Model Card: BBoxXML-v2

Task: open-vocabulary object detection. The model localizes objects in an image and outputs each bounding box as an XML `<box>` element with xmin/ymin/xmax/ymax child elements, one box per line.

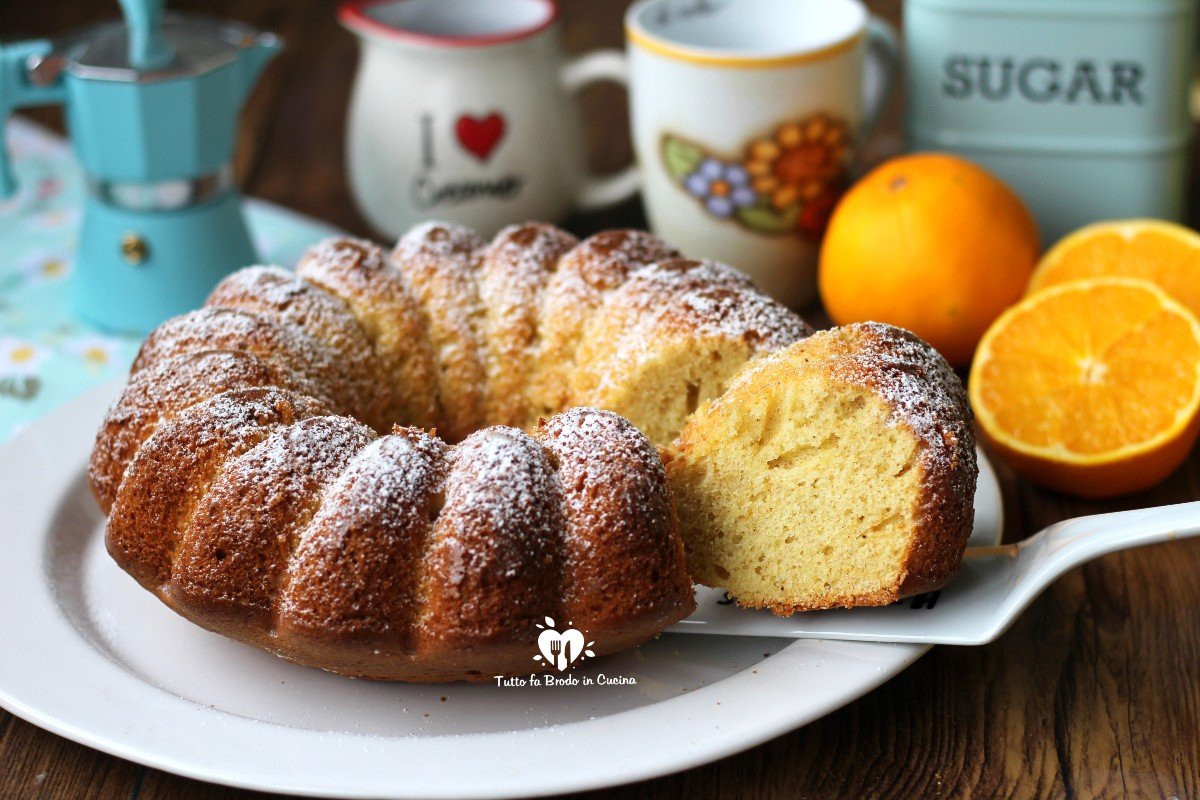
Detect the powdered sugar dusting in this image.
<box><xmin>90</xmin><ymin>350</ymin><xmax>317</xmax><ymax>510</ymax></box>
<box><xmin>620</xmin><ymin>259</ymin><xmax>813</xmax><ymax>354</ymax></box>
<box><xmin>391</xmin><ymin>222</ymin><xmax>489</xmax><ymax>439</ymax></box>
<box><xmin>279</xmin><ymin>429</ymin><xmax>450</xmax><ymax>630</ymax></box>
<box><xmin>207</xmin><ymin>267</ymin><xmax>369</xmax><ymax>358</ymax></box>
<box><xmin>219</xmin><ymin>415</ymin><xmax>376</xmax><ymax>510</ymax></box>
<box><xmin>133</xmin><ymin>308</ymin><xmax>325</xmax><ymax>378</ymax></box>
<box><xmin>393</xmin><ymin>221</ymin><xmax>484</xmax><ymax>271</ymax></box>
<box><xmin>442</xmin><ymin>426</ymin><xmax>560</xmax><ymax>553</ymax></box>
<box><xmin>557</xmin><ymin>229</ymin><xmax>679</xmax><ymax>292</ymax></box>
<box><xmin>477</xmin><ymin>223</ymin><xmax>577</xmax><ymax>424</ymax></box>
<box><xmin>827</xmin><ymin>323</ymin><xmax>973</xmax><ymax>460</ymax></box>
<box><xmin>535</xmin><ymin>407</ymin><xmax>693</xmax><ymax>621</ymax></box>
<box><xmin>478</xmin><ymin>224</ymin><xmax>577</xmax><ymax>330</ymax></box>
<box><xmin>305</xmin><ymin>429</ymin><xmax>448</xmax><ymax>537</ymax></box>
<box><xmin>299</xmin><ymin>237</ymin><xmax>389</xmax><ymax>276</ymax></box>
<box><xmin>535</xmin><ymin>407</ymin><xmax>669</xmax><ymax>524</ymax></box>
<box><xmin>171</xmin><ymin>387</ymin><xmax>329</xmax><ymax>441</ymax></box>
<box><xmin>206</xmin><ymin>266</ymin><xmax>382</xmax><ymax>425</ymax></box>
<box><xmin>175</xmin><ymin>415</ymin><xmax>376</xmax><ymax>611</ymax></box>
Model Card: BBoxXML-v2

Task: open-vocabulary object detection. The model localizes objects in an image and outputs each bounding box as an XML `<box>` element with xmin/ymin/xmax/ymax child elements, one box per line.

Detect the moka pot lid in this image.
<box><xmin>49</xmin><ymin>13</ymin><xmax>276</xmax><ymax>84</ymax></box>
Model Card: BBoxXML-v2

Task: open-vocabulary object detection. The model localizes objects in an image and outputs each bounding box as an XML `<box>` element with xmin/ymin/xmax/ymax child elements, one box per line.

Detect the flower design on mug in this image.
<box><xmin>662</xmin><ymin>113</ymin><xmax>852</xmax><ymax>241</ymax></box>
<box><xmin>683</xmin><ymin>159</ymin><xmax>759</xmax><ymax>218</ymax></box>
<box><xmin>743</xmin><ymin>116</ymin><xmax>849</xmax><ymax>211</ymax></box>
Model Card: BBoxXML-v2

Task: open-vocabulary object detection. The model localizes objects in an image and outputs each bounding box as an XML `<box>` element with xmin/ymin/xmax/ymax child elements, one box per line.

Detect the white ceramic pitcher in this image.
<box><xmin>340</xmin><ymin>0</ymin><xmax>639</xmax><ymax>238</ymax></box>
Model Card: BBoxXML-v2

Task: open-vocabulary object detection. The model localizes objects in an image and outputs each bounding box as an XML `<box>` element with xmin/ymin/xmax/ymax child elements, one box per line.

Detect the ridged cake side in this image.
<box><xmin>530</xmin><ymin>230</ymin><xmax>679</xmax><ymax>422</ymax></box>
<box><xmin>205</xmin><ymin>266</ymin><xmax>388</xmax><ymax>430</ymax></box>
<box><xmin>296</xmin><ymin>237</ymin><xmax>439</xmax><ymax>430</ymax></box>
<box><xmin>475</xmin><ymin>222</ymin><xmax>577</xmax><ymax>428</ymax></box>
<box><xmin>106</xmin><ymin>401</ymin><xmax>694</xmax><ymax>681</ymax></box>
<box><xmin>392</xmin><ymin>222</ymin><xmax>488</xmax><ymax>442</ymax></box>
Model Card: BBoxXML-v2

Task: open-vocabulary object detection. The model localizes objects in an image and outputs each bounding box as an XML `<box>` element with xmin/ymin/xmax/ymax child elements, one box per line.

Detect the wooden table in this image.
<box><xmin>2</xmin><ymin>1</ymin><xmax>1198</xmax><ymax>798</ymax></box>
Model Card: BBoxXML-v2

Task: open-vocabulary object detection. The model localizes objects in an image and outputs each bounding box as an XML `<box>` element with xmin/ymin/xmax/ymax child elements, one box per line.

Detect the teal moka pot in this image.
<box><xmin>0</xmin><ymin>0</ymin><xmax>280</xmax><ymax>333</ymax></box>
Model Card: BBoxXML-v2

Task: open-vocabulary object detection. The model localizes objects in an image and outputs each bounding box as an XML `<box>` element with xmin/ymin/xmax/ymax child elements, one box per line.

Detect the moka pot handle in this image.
<box><xmin>0</xmin><ymin>39</ymin><xmax>68</xmax><ymax>199</ymax></box>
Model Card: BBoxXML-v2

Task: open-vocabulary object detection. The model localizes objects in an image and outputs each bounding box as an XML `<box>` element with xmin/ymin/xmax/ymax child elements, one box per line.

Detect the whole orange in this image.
<box><xmin>818</xmin><ymin>153</ymin><xmax>1040</xmax><ymax>367</ymax></box>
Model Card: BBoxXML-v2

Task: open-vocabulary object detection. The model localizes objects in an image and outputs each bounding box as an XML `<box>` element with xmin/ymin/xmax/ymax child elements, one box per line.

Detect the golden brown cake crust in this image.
<box><xmin>88</xmin><ymin>350</ymin><xmax>323</xmax><ymax>514</ymax></box>
<box><xmin>296</xmin><ymin>237</ymin><xmax>439</xmax><ymax>430</ymax></box>
<box><xmin>476</xmin><ymin>222</ymin><xmax>577</xmax><ymax>427</ymax></box>
<box><xmin>822</xmin><ymin>322</ymin><xmax>977</xmax><ymax>604</ymax></box>
<box><xmin>278</xmin><ymin>428</ymin><xmax>449</xmax><ymax>650</ymax></box>
<box><xmin>205</xmin><ymin>266</ymin><xmax>389</xmax><ymax>430</ymax></box>
<box><xmin>131</xmin><ymin>308</ymin><xmax>342</xmax><ymax>409</ymax></box>
<box><xmin>391</xmin><ymin>222</ymin><xmax>488</xmax><ymax>442</ymax></box>
<box><xmin>106</xmin><ymin>388</ymin><xmax>330</xmax><ymax>589</ymax></box>
<box><xmin>534</xmin><ymin>408</ymin><xmax>695</xmax><ymax>642</ymax></box>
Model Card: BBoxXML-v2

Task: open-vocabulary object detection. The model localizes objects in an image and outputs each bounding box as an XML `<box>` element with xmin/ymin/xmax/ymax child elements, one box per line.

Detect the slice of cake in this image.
<box><xmin>664</xmin><ymin>322</ymin><xmax>977</xmax><ymax>614</ymax></box>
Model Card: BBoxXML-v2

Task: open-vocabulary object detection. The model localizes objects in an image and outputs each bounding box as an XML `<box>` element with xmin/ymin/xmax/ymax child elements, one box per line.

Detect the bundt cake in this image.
<box><xmin>89</xmin><ymin>220</ymin><xmax>976</xmax><ymax>681</ymax></box>
<box><xmin>90</xmin><ymin>222</ymin><xmax>811</xmax><ymax>681</ymax></box>
<box><xmin>665</xmin><ymin>323</ymin><xmax>978</xmax><ymax>613</ymax></box>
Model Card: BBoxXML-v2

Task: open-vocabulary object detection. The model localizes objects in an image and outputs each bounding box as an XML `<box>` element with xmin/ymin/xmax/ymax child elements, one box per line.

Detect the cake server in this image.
<box><xmin>670</xmin><ymin>500</ymin><xmax>1200</xmax><ymax>645</ymax></box>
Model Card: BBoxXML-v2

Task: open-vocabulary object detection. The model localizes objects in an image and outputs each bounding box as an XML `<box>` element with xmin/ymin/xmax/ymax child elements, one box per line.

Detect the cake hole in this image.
<box><xmin>714</xmin><ymin>564</ymin><xmax>731</xmax><ymax>581</ymax></box>
<box><xmin>213</xmin><ymin>548</ymin><xmax>226</xmax><ymax>562</ymax></box>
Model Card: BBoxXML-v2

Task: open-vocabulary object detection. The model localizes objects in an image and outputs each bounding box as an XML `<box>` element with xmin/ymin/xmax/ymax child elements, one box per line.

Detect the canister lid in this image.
<box><xmin>61</xmin><ymin>13</ymin><xmax>270</xmax><ymax>82</ymax></box>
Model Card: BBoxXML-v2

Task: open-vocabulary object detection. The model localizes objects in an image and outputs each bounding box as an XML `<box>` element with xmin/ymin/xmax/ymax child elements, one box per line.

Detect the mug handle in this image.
<box><xmin>560</xmin><ymin>50</ymin><xmax>641</xmax><ymax>212</ymax></box>
<box><xmin>860</xmin><ymin>17</ymin><xmax>900</xmax><ymax>139</ymax></box>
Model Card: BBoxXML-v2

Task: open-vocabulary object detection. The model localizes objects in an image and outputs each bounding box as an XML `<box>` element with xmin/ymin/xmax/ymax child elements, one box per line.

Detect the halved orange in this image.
<box><xmin>970</xmin><ymin>277</ymin><xmax>1200</xmax><ymax>497</ymax></box>
<box><xmin>1028</xmin><ymin>219</ymin><xmax>1200</xmax><ymax>318</ymax></box>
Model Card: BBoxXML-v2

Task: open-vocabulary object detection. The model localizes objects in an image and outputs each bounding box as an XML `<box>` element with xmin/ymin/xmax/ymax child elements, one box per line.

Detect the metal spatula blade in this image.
<box><xmin>669</xmin><ymin>501</ymin><xmax>1200</xmax><ymax>645</ymax></box>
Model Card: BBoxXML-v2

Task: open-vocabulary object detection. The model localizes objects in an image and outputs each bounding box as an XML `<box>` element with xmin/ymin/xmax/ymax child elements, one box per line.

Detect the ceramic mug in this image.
<box><xmin>626</xmin><ymin>0</ymin><xmax>899</xmax><ymax>307</ymax></box>
<box><xmin>340</xmin><ymin>0</ymin><xmax>639</xmax><ymax>238</ymax></box>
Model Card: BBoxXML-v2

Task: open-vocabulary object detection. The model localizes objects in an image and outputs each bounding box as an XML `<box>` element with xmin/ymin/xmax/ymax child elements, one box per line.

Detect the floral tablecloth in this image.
<box><xmin>0</xmin><ymin>117</ymin><xmax>340</xmax><ymax>442</ymax></box>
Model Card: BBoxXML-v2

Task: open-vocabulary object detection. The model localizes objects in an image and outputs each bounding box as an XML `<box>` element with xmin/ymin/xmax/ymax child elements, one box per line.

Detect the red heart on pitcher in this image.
<box><xmin>455</xmin><ymin>113</ymin><xmax>506</xmax><ymax>161</ymax></box>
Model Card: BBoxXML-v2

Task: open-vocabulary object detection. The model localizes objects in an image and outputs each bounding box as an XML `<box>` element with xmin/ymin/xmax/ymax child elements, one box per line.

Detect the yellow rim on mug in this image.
<box><xmin>625</xmin><ymin>23</ymin><xmax>864</xmax><ymax>69</ymax></box>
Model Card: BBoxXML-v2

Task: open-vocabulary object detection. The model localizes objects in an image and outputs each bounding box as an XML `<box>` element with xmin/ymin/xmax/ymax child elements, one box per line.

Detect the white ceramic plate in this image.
<box><xmin>0</xmin><ymin>381</ymin><xmax>1002</xmax><ymax>799</ymax></box>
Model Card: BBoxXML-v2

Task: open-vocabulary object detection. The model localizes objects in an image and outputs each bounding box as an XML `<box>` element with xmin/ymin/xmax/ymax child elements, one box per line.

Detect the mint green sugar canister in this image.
<box><xmin>905</xmin><ymin>0</ymin><xmax>1196</xmax><ymax>242</ymax></box>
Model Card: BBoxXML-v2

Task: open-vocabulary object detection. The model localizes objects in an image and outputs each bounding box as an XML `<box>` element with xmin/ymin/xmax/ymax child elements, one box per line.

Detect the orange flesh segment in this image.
<box><xmin>1033</xmin><ymin>222</ymin><xmax>1200</xmax><ymax>318</ymax></box>
<box><xmin>974</xmin><ymin>280</ymin><xmax>1200</xmax><ymax>456</ymax></box>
